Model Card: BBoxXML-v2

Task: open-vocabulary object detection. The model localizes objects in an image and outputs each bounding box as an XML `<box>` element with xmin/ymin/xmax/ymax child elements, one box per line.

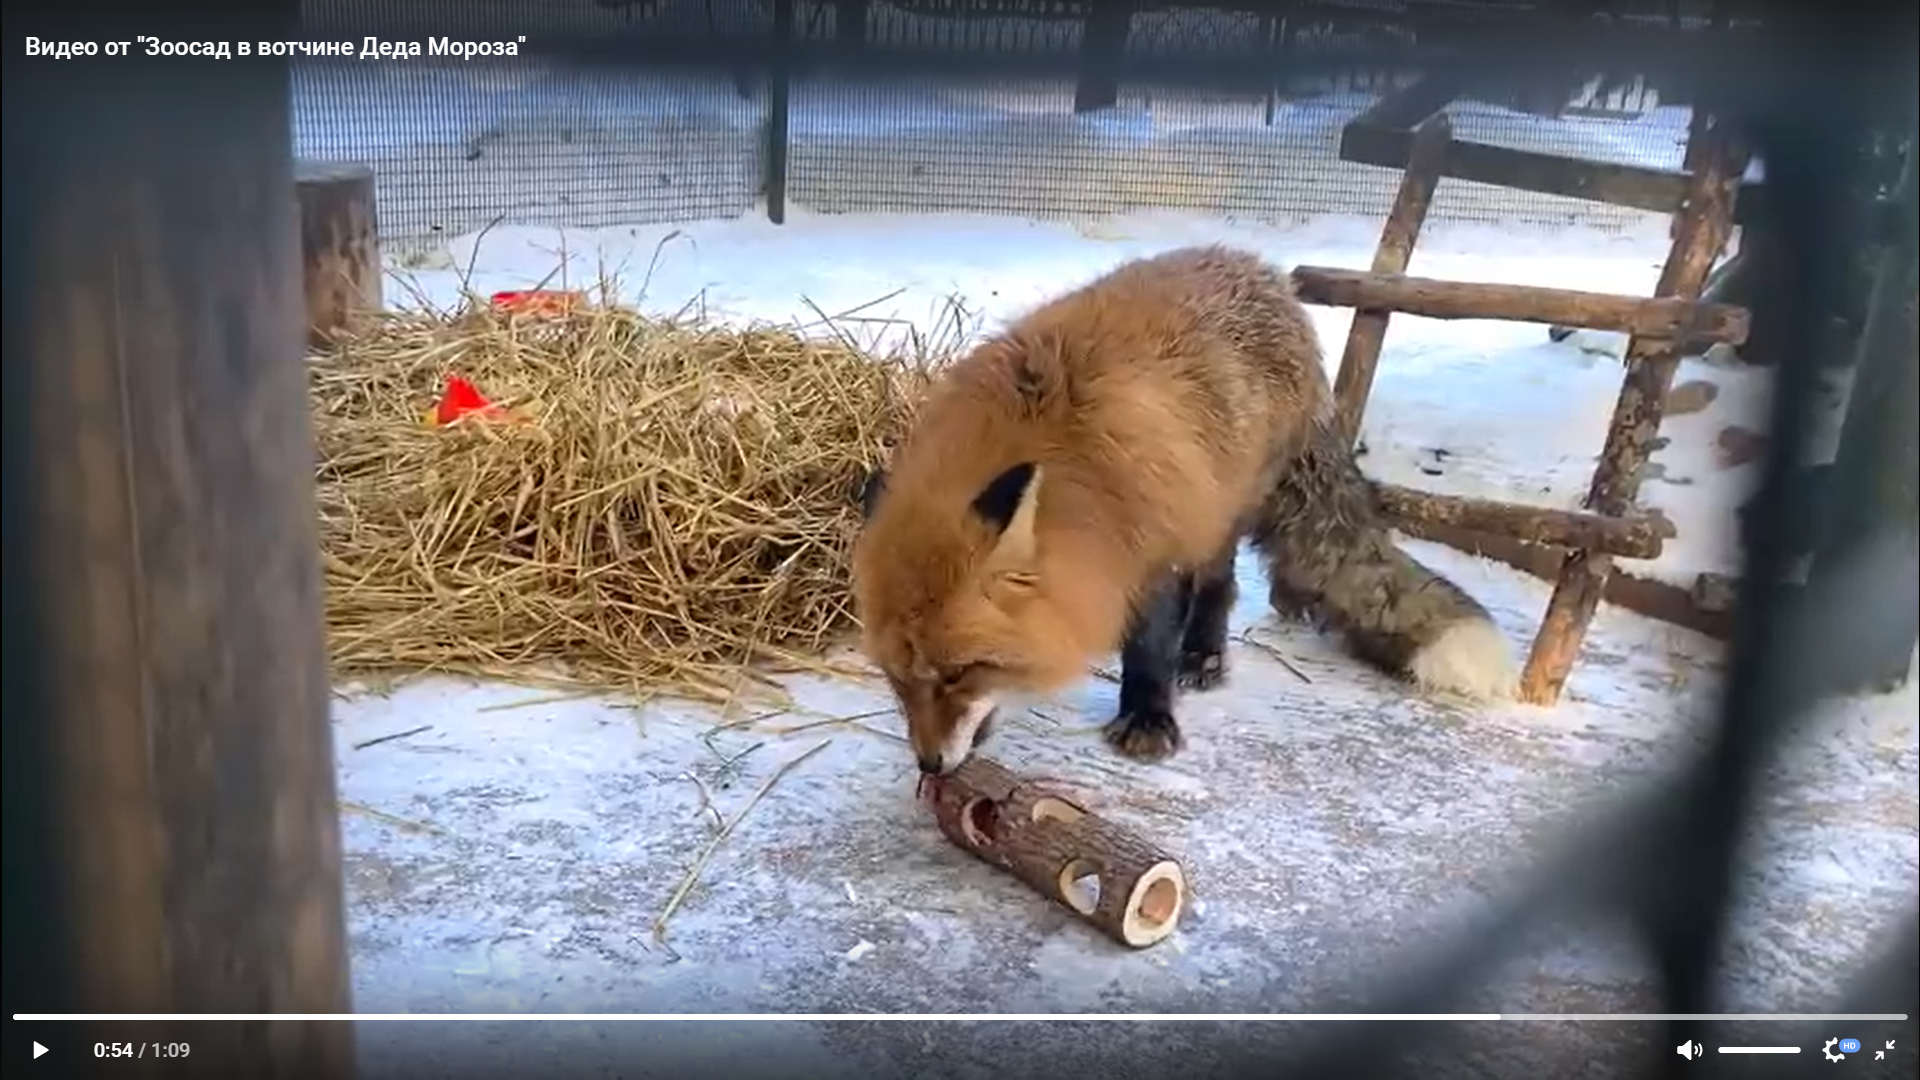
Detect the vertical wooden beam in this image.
<box><xmin>295</xmin><ymin>160</ymin><xmax>383</xmax><ymax>347</ymax></box>
<box><xmin>1520</xmin><ymin>111</ymin><xmax>1748</xmax><ymax>705</ymax></box>
<box><xmin>3</xmin><ymin>20</ymin><xmax>355</xmax><ymax>1075</ymax></box>
<box><xmin>1331</xmin><ymin>112</ymin><xmax>1453</xmax><ymax>449</ymax></box>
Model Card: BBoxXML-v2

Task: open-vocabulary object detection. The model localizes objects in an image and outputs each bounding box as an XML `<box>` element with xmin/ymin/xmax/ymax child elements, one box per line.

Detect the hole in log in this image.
<box><xmin>1058</xmin><ymin>858</ymin><xmax>1104</xmax><ymax>914</ymax></box>
<box><xmin>1136</xmin><ymin>877</ymin><xmax>1179</xmax><ymax>928</ymax></box>
<box><xmin>1030</xmin><ymin>795</ymin><xmax>1088</xmax><ymax>825</ymax></box>
<box><xmin>1119</xmin><ymin>861</ymin><xmax>1187</xmax><ymax>948</ymax></box>
<box><xmin>960</xmin><ymin>797</ymin><xmax>1001</xmax><ymax>847</ymax></box>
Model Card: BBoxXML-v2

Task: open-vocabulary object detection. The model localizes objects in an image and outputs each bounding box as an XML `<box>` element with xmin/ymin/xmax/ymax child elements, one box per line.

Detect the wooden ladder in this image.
<box><xmin>1294</xmin><ymin>76</ymin><xmax>1753</xmax><ymax>706</ymax></box>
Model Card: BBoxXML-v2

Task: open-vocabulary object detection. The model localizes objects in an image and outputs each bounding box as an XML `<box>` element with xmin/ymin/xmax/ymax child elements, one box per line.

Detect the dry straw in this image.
<box><xmin>311</xmin><ymin>277</ymin><xmax>969</xmax><ymax>705</ymax></box>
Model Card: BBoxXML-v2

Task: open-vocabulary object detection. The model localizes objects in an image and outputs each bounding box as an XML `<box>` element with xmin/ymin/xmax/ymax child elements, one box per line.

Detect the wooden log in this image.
<box><xmin>4</xmin><ymin>33</ymin><xmax>356</xmax><ymax>1075</ymax></box>
<box><xmin>1295</xmin><ymin>266</ymin><xmax>1751</xmax><ymax>345</ymax></box>
<box><xmin>1340</xmin><ymin>121</ymin><xmax>1765</xmax><ymax>226</ymax></box>
<box><xmin>295</xmin><ymin>160</ymin><xmax>382</xmax><ymax>345</ymax></box>
<box><xmin>1331</xmin><ymin>112</ymin><xmax>1454</xmax><ymax>448</ymax></box>
<box><xmin>1397</xmin><ymin>520</ymin><xmax>1733</xmax><ymax>642</ymax></box>
<box><xmin>1374</xmin><ymin>482</ymin><xmax>1670</xmax><ymax>560</ymax></box>
<box><xmin>924</xmin><ymin>756</ymin><xmax>1188</xmax><ymax>949</ymax></box>
<box><xmin>1520</xmin><ymin>112</ymin><xmax>1749</xmax><ymax>705</ymax></box>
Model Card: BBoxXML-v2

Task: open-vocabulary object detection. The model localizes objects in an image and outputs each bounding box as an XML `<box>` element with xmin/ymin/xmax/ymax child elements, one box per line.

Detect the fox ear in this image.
<box><xmin>974</xmin><ymin>462</ymin><xmax>1041</xmax><ymax>567</ymax></box>
<box><xmin>857</xmin><ymin>468</ymin><xmax>888</xmax><ymax>522</ymax></box>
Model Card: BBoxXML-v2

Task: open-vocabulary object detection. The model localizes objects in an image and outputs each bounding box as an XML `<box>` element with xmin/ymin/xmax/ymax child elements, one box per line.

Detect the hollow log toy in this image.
<box><xmin>920</xmin><ymin>756</ymin><xmax>1188</xmax><ymax>949</ymax></box>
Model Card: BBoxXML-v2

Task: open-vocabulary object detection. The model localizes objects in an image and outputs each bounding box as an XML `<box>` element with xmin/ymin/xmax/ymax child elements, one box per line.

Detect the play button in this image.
<box><xmin>33</xmin><ymin>1042</ymin><xmax>48</xmax><ymax>1060</ymax></box>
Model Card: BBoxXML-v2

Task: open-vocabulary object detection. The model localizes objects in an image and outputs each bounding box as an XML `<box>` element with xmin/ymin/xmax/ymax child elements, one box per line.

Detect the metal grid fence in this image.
<box><xmin>291</xmin><ymin>0</ymin><xmax>1697</xmax><ymax>247</ymax></box>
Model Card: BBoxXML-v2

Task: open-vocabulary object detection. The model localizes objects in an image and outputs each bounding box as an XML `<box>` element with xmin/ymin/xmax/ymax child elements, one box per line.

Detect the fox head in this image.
<box><xmin>852</xmin><ymin>460</ymin><xmax>1087</xmax><ymax>775</ymax></box>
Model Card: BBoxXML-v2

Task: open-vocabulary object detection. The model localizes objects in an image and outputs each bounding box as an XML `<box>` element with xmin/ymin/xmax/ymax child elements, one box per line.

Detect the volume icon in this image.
<box><xmin>1675</xmin><ymin>1040</ymin><xmax>1703</xmax><ymax>1060</ymax></box>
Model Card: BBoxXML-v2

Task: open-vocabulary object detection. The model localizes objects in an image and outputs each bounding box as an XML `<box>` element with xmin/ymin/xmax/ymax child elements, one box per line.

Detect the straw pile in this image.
<box><xmin>310</xmin><ymin>290</ymin><xmax>947</xmax><ymax>703</ymax></box>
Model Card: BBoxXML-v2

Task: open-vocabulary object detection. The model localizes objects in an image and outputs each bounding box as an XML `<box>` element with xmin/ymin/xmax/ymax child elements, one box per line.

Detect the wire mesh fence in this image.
<box><xmin>291</xmin><ymin>0</ymin><xmax>1705</xmax><ymax>249</ymax></box>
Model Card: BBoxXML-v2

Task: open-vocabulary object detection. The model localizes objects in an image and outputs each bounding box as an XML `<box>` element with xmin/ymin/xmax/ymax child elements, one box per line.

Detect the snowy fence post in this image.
<box><xmin>1519</xmin><ymin>109</ymin><xmax>1750</xmax><ymax>705</ymax></box>
<box><xmin>295</xmin><ymin>159</ymin><xmax>383</xmax><ymax>346</ymax></box>
<box><xmin>2</xmin><ymin>24</ymin><xmax>357</xmax><ymax>1073</ymax></box>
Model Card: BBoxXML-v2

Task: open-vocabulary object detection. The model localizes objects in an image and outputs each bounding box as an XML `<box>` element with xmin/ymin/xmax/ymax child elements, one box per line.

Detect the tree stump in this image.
<box><xmin>295</xmin><ymin>160</ymin><xmax>382</xmax><ymax>345</ymax></box>
<box><xmin>924</xmin><ymin>756</ymin><xmax>1188</xmax><ymax>949</ymax></box>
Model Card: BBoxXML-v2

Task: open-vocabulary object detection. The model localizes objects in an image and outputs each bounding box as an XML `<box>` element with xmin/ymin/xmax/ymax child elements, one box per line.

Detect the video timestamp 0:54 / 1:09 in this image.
<box><xmin>95</xmin><ymin>1042</ymin><xmax>192</xmax><ymax>1059</ymax></box>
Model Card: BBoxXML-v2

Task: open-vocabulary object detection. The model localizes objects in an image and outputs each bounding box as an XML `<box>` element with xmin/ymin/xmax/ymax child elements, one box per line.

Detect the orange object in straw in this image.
<box><xmin>433</xmin><ymin>375</ymin><xmax>506</xmax><ymax>426</ymax></box>
<box><xmin>490</xmin><ymin>289</ymin><xmax>583</xmax><ymax>316</ymax></box>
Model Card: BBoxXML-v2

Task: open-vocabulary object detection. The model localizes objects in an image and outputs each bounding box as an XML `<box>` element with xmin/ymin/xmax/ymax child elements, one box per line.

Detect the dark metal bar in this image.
<box><xmin>766</xmin><ymin>0</ymin><xmax>796</xmax><ymax>225</ymax></box>
<box><xmin>1072</xmin><ymin>0</ymin><xmax>1133</xmax><ymax>114</ymax></box>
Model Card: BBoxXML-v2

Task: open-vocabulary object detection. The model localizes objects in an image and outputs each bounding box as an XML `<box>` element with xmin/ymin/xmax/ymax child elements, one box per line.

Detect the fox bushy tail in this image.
<box><xmin>1248</xmin><ymin>421</ymin><xmax>1518</xmax><ymax>701</ymax></box>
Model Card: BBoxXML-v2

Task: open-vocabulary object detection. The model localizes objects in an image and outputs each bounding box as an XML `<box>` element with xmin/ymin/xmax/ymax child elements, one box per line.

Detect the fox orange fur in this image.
<box><xmin>852</xmin><ymin>246</ymin><xmax>1515</xmax><ymax>776</ymax></box>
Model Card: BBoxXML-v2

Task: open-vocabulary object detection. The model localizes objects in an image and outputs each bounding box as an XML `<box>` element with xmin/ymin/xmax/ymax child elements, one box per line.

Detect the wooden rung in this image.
<box><xmin>1293</xmin><ymin>267</ymin><xmax>1751</xmax><ymax>346</ymax></box>
<box><xmin>1374</xmin><ymin>482</ymin><xmax>1669</xmax><ymax>560</ymax></box>
<box><xmin>1395</xmin><ymin>518</ymin><xmax>1732</xmax><ymax>643</ymax></box>
<box><xmin>1340</xmin><ymin>120</ymin><xmax>1764</xmax><ymax>226</ymax></box>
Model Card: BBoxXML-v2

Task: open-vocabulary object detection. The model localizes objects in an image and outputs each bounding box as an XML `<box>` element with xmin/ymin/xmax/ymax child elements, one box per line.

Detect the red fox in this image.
<box><xmin>852</xmin><ymin>246</ymin><xmax>1516</xmax><ymax>776</ymax></box>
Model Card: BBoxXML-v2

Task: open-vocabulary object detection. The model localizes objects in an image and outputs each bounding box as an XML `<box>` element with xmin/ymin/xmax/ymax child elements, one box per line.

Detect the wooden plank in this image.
<box><xmin>1296</xmin><ymin>266</ymin><xmax>1750</xmax><ymax>344</ymax></box>
<box><xmin>6</xmin><ymin>29</ymin><xmax>357</xmax><ymax>1074</ymax></box>
<box><xmin>1520</xmin><ymin>111</ymin><xmax>1748</xmax><ymax>705</ymax></box>
<box><xmin>1340</xmin><ymin>120</ymin><xmax>1765</xmax><ymax>224</ymax></box>
<box><xmin>1331</xmin><ymin>113</ymin><xmax>1454</xmax><ymax>448</ymax></box>
<box><xmin>1375</xmin><ymin>483</ymin><xmax>1670</xmax><ymax>560</ymax></box>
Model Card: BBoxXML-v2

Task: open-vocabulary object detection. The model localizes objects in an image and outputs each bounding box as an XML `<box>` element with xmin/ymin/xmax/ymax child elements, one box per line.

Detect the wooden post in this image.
<box><xmin>1519</xmin><ymin>112</ymin><xmax>1748</xmax><ymax>705</ymax></box>
<box><xmin>2</xmin><ymin>29</ymin><xmax>355</xmax><ymax>1075</ymax></box>
<box><xmin>1073</xmin><ymin>0</ymin><xmax>1134</xmax><ymax>115</ymax></box>
<box><xmin>765</xmin><ymin>0</ymin><xmax>794</xmax><ymax>224</ymax></box>
<box><xmin>924</xmin><ymin>757</ymin><xmax>1188</xmax><ymax>949</ymax></box>
<box><xmin>295</xmin><ymin>160</ymin><xmax>382</xmax><ymax>346</ymax></box>
<box><xmin>1332</xmin><ymin>112</ymin><xmax>1453</xmax><ymax>448</ymax></box>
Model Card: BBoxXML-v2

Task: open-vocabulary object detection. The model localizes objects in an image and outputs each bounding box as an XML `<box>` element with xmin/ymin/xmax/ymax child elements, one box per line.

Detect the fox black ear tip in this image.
<box><xmin>971</xmin><ymin>461</ymin><xmax>1039</xmax><ymax>531</ymax></box>
<box><xmin>857</xmin><ymin>468</ymin><xmax>889</xmax><ymax>519</ymax></box>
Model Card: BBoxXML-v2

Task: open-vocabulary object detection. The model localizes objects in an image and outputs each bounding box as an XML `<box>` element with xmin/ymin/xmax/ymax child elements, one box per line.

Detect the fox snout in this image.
<box><xmin>912</xmin><ymin>697</ymin><xmax>1000</xmax><ymax>776</ymax></box>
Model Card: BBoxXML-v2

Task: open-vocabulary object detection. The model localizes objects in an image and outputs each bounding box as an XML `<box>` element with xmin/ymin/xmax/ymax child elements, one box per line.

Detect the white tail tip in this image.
<box><xmin>1408</xmin><ymin>618</ymin><xmax>1518</xmax><ymax>702</ymax></box>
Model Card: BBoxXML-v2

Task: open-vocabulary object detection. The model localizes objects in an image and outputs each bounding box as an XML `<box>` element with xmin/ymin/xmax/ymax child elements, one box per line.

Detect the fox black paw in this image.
<box><xmin>1102</xmin><ymin>707</ymin><xmax>1185</xmax><ymax>762</ymax></box>
<box><xmin>1177</xmin><ymin>648</ymin><xmax>1228</xmax><ymax>691</ymax></box>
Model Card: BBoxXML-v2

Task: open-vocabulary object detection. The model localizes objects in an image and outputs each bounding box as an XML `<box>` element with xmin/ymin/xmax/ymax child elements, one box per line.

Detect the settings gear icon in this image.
<box><xmin>1824</xmin><ymin>1038</ymin><xmax>1846</xmax><ymax>1062</ymax></box>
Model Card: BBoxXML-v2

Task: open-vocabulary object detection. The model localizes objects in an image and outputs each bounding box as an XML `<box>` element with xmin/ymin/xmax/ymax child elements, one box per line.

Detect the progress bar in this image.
<box><xmin>7</xmin><ymin>1006</ymin><xmax>1912</xmax><ymax>1014</ymax></box>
